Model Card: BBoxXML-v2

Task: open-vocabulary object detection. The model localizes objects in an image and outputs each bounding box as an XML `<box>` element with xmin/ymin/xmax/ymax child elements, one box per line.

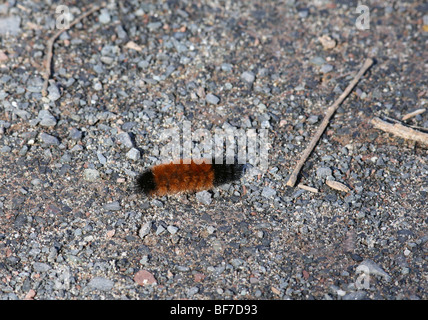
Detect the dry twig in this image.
<box><xmin>401</xmin><ymin>108</ymin><xmax>426</xmax><ymax>121</ymax></box>
<box><xmin>286</xmin><ymin>58</ymin><xmax>374</xmax><ymax>187</ymax></box>
<box><xmin>42</xmin><ymin>3</ymin><xmax>106</xmax><ymax>96</ymax></box>
<box><xmin>370</xmin><ymin>117</ymin><xmax>428</xmax><ymax>146</ymax></box>
<box><xmin>297</xmin><ymin>183</ymin><xmax>319</xmax><ymax>193</ymax></box>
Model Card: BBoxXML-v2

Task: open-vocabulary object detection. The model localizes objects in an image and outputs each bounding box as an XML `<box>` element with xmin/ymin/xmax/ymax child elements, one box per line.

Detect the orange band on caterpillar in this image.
<box><xmin>135</xmin><ymin>158</ymin><xmax>245</xmax><ymax>197</ymax></box>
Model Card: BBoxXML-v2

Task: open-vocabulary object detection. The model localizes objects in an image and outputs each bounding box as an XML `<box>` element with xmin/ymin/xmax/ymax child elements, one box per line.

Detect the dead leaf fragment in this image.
<box><xmin>125</xmin><ymin>41</ymin><xmax>143</xmax><ymax>51</ymax></box>
<box><xmin>271</xmin><ymin>286</ymin><xmax>281</xmax><ymax>295</ymax></box>
<box><xmin>318</xmin><ymin>35</ymin><xmax>337</xmax><ymax>50</ymax></box>
<box><xmin>325</xmin><ymin>180</ymin><xmax>351</xmax><ymax>192</ymax></box>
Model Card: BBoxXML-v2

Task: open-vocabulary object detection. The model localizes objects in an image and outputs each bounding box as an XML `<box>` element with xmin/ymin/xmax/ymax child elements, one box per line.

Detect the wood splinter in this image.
<box><xmin>370</xmin><ymin>117</ymin><xmax>428</xmax><ymax>146</ymax></box>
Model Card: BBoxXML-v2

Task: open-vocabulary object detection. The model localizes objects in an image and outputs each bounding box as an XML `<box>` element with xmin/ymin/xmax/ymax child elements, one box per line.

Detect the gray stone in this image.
<box><xmin>97</xmin><ymin>152</ymin><xmax>107</xmax><ymax>165</ymax></box>
<box><xmin>187</xmin><ymin>286</ymin><xmax>199</xmax><ymax>296</ymax></box>
<box><xmin>138</xmin><ymin>60</ymin><xmax>150</xmax><ymax>69</ymax></box>
<box><xmin>39</xmin><ymin>133</ymin><xmax>60</xmax><ymax>146</ymax></box>
<box><xmin>196</xmin><ymin>190</ymin><xmax>212</xmax><ymax>205</ymax></box>
<box><xmin>298</xmin><ymin>8</ymin><xmax>309</xmax><ymax>18</ymax></box>
<box><xmin>320</xmin><ymin>64</ymin><xmax>333</xmax><ymax>73</ymax></box>
<box><xmin>116</xmin><ymin>25</ymin><xmax>127</xmax><ymax>39</ymax></box>
<box><xmin>167</xmin><ymin>225</ymin><xmax>179</xmax><ymax>234</ymax></box>
<box><xmin>241</xmin><ymin>71</ymin><xmax>255</xmax><ymax>84</ymax></box>
<box><xmin>0</xmin><ymin>146</ymin><xmax>11</xmax><ymax>153</ymax></box>
<box><xmin>98</xmin><ymin>9</ymin><xmax>111</xmax><ymax>24</ymax></box>
<box><xmin>93</xmin><ymin>82</ymin><xmax>102</xmax><ymax>91</ymax></box>
<box><xmin>103</xmin><ymin>201</ymin><xmax>121</xmax><ymax>211</ymax></box>
<box><xmin>117</xmin><ymin>132</ymin><xmax>133</xmax><ymax>148</ymax></box>
<box><xmin>100</xmin><ymin>56</ymin><xmax>114</xmax><ymax>65</ymax></box>
<box><xmin>60</xmin><ymin>153</ymin><xmax>71</xmax><ymax>163</ymax></box>
<box><xmin>205</xmin><ymin>93</ymin><xmax>220</xmax><ymax>105</ymax></box>
<box><xmin>14</xmin><ymin>109</ymin><xmax>30</xmax><ymax>120</ymax></box>
<box><xmin>87</xmin><ymin>277</ymin><xmax>114</xmax><ymax>291</ymax></box>
<box><xmin>316</xmin><ymin>167</ymin><xmax>332</xmax><ymax>179</ymax></box>
<box><xmin>261</xmin><ymin>186</ymin><xmax>277</xmax><ymax>198</ymax></box>
<box><xmin>138</xmin><ymin>222</ymin><xmax>152</xmax><ymax>239</ymax></box>
<box><xmin>69</xmin><ymin>128</ymin><xmax>82</xmax><ymax>140</ymax></box>
<box><xmin>47</xmin><ymin>84</ymin><xmax>61</xmax><ymax>101</ymax></box>
<box><xmin>126</xmin><ymin>148</ymin><xmax>140</xmax><ymax>161</ymax></box>
<box><xmin>0</xmin><ymin>16</ymin><xmax>21</xmax><ymax>35</ymax></box>
<box><xmin>33</xmin><ymin>262</ymin><xmax>52</xmax><ymax>272</ymax></box>
<box><xmin>230</xmin><ymin>258</ymin><xmax>244</xmax><ymax>267</ymax></box>
<box><xmin>342</xmin><ymin>291</ymin><xmax>368</xmax><ymax>300</ymax></box>
<box><xmin>307</xmin><ymin>115</ymin><xmax>319</xmax><ymax>124</ymax></box>
<box><xmin>221</xmin><ymin>63</ymin><xmax>233</xmax><ymax>72</ymax></box>
<box><xmin>147</xmin><ymin>22</ymin><xmax>163</xmax><ymax>30</ymax></box>
<box><xmin>310</xmin><ymin>56</ymin><xmax>325</xmax><ymax>66</ymax></box>
<box><xmin>38</xmin><ymin>110</ymin><xmax>57</xmax><ymax>127</ymax></box>
<box><xmin>83</xmin><ymin>168</ymin><xmax>100</xmax><ymax>181</ymax></box>
<box><xmin>155</xmin><ymin>224</ymin><xmax>166</xmax><ymax>235</ymax></box>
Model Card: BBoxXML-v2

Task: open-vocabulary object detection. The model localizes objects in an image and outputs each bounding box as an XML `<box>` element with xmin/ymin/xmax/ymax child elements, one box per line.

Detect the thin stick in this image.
<box><xmin>286</xmin><ymin>58</ymin><xmax>374</xmax><ymax>187</ymax></box>
<box><xmin>42</xmin><ymin>3</ymin><xmax>106</xmax><ymax>96</ymax></box>
<box><xmin>297</xmin><ymin>183</ymin><xmax>318</xmax><ymax>193</ymax></box>
<box><xmin>370</xmin><ymin>117</ymin><xmax>428</xmax><ymax>146</ymax></box>
<box><xmin>401</xmin><ymin>108</ymin><xmax>426</xmax><ymax>121</ymax></box>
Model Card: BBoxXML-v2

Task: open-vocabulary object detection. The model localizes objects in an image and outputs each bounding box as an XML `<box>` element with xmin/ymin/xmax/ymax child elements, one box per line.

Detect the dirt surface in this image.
<box><xmin>0</xmin><ymin>0</ymin><xmax>426</xmax><ymax>300</ymax></box>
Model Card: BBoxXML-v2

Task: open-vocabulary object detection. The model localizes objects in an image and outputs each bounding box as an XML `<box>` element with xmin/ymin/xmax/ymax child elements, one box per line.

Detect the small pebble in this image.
<box><xmin>138</xmin><ymin>222</ymin><xmax>152</xmax><ymax>239</ymax></box>
<box><xmin>87</xmin><ymin>277</ymin><xmax>114</xmax><ymax>291</ymax></box>
<box><xmin>33</xmin><ymin>262</ymin><xmax>51</xmax><ymax>273</ymax></box>
<box><xmin>103</xmin><ymin>201</ymin><xmax>121</xmax><ymax>211</ymax></box>
<box><xmin>167</xmin><ymin>225</ymin><xmax>179</xmax><ymax>234</ymax></box>
<box><xmin>320</xmin><ymin>64</ymin><xmax>333</xmax><ymax>73</ymax></box>
<box><xmin>147</xmin><ymin>22</ymin><xmax>163</xmax><ymax>30</ymax></box>
<box><xmin>39</xmin><ymin>133</ymin><xmax>59</xmax><ymax>146</ymax></box>
<box><xmin>134</xmin><ymin>270</ymin><xmax>157</xmax><ymax>286</ymax></box>
<box><xmin>117</xmin><ymin>132</ymin><xmax>134</xmax><ymax>148</ymax></box>
<box><xmin>310</xmin><ymin>56</ymin><xmax>325</xmax><ymax>66</ymax></box>
<box><xmin>261</xmin><ymin>186</ymin><xmax>276</xmax><ymax>198</ymax></box>
<box><xmin>0</xmin><ymin>16</ymin><xmax>21</xmax><ymax>35</ymax></box>
<box><xmin>93</xmin><ymin>82</ymin><xmax>102</xmax><ymax>91</ymax></box>
<box><xmin>187</xmin><ymin>286</ymin><xmax>199</xmax><ymax>296</ymax></box>
<box><xmin>47</xmin><ymin>84</ymin><xmax>61</xmax><ymax>101</ymax></box>
<box><xmin>69</xmin><ymin>128</ymin><xmax>82</xmax><ymax>140</ymax></box>
<box><xmin>0</xmin><ymin>146</ymin><xmax>11</xmax><ymax>153</ymax></box>
<box><xmin>83</xmin><ymin>168</ymin><xmax>100</xmax><ymax>181</ymax></box>
<box><xmin>38</xmin><ymin>110</ymin><xmax>57</xmax><ymax>127</ymax></box>
<box><xmin>126</xmin><ymin>148</ymin><xmax>140</xmax><ymax>161</ymax></box>
<box><xmin>97</xmin><ymin>152</ymin><xmax>107</xmax><ymax>165</ymax></box>
<box><xmin>298</xmin><ymin>8</ymin><xmax>309</xmax><ymax>18</ymax></box>
<box><xmin>205</xmin><ymin>93</ymin><xmax>220</xmax><ymax>105</ymax></box>
<box><xmin>155</xmin><ymin>224</ymin><xmax>166</xmax><ymax>235</ymax></box>
<box><xmin>98</xmin><ymin>9</ymin><xmax>111</xmax><ymax>24</ymax></box>
<box><xmin>316</xmin><ymin>167</ymin><xmax>332</xmax><ymax>179</ymax></box>
<box><xmin>241</xmin><ymin>71</ymin><xmax>255</xmax><ymax>84</ymax></box>
<box><xmin>307</xmin><ymin>115</ymin><xmax>319</xmax><ymax>124</ymax></box>
<box><xmin>196</xmin><ymin>190</ymin><xmax>212</xmax><ymax>205</ymax></box>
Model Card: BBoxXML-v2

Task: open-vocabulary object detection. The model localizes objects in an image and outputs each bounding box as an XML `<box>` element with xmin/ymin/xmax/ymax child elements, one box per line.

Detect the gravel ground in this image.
<box><xmin>0</xmin><ymin>0</ymin><xmax>427</xmax><ymax>300</ymax></box>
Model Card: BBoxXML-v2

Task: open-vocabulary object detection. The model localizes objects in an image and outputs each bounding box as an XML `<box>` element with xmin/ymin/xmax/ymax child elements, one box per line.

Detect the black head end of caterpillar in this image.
<box><xmin>135</xmin><ymin>169</ymin><xmax>156</xmax><ymax>195</ymax></box>
<box><xmin>212</xmin><ymin>159</ymin><xmax>246</xmax><ymax>187</ymax></box>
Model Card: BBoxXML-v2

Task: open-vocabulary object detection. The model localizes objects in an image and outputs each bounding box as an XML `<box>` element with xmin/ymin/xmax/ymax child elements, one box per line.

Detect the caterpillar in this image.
<box><xmin>135</xmin><ymin>158</ymin><xmax>246</xmax><ymax>197</ymax></box>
